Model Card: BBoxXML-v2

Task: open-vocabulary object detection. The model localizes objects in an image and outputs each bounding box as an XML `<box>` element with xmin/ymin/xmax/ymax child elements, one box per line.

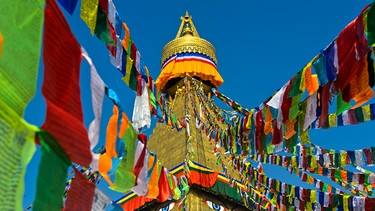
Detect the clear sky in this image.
<box><xmin>23</xmin><ymin>0</ymin><xmax>374</xmax><ymax>210</ymax></box>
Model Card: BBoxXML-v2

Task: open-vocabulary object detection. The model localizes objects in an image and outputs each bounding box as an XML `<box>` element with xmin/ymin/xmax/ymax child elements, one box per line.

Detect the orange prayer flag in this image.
<box><xmin>309</xmin><ymin>175</ymin><xmax>314</xmax><ymax>184</ymax></box>
<box><xmin>264</xmin><ymin>105</ymin><xmax>273</xmax><ymax>135</ymax></box>
<box><xmin>318</xmin><ymin>165</ymin><xmax>323</xmax><ymax>175</ymax></box>
<box><xmin>284</xmin><ymin>119</ymin><xmax>297</xmax><ymax>140</ymax></box>
<box><xmin>340</xmin><ymin>169</ymin><xmax>347</xmax><ymax>182</ymax></box>
<box><xmin>304</xmin><ymin>65</ymin><xmax>319</xmax><ymax>96</ymax></box>
<box><xmin>351</xmin><ymin>55</ymin><xmax>374</xmax><ymax>108</ymax></box>
<box><xmin>106</xmin><ymin>106</ymin><xmax>120</xmax><ymax>158</ymax></box>
<box><xmin>146</xmin><ymin>154</ymin><xmax>160</xmax><ymax>199</ymax></box>
<box><xmin>122</xmin><ymin>22</ymin><xmax>130</xmax><ymax>52</ymax></box>
<box><xmin>98</xmin><ymin>153</ymin><xmax>115</xmax><ymax>188</ymax></box>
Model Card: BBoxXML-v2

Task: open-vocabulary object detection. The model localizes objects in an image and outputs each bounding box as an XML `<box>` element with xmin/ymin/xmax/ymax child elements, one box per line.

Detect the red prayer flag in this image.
<box><xmin>157</xmin><ymin>167</ymin><xmax>172</xmax><ymax>202</ymax></box>
<box><xmin>64</xmin><ymin>168</ymin><xmax>95</xmax><ymax>211</ymax></box>
<box><xmin>42</xmin><ymin>0</ymin><xmax>91</xmax><ymax>166</ymax></box>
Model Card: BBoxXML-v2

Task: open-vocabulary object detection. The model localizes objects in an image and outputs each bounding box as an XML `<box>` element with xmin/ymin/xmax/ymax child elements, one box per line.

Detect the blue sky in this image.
<box><xmin>23</xmin><ymin>0</ymin><xmax>374</xmax><ymax>209</ymax></box>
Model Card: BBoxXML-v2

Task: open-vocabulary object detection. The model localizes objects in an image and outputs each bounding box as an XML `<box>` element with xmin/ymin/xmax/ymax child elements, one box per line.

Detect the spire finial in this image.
<box><xmin>175</xmin><ymin>11</ymin><xmax>199</xmax><ymax>38</ymax></box>
<box><xmin>184</xmin><ymin>10</ymin><xmax>190</xmax><ymax>18</ymax></box>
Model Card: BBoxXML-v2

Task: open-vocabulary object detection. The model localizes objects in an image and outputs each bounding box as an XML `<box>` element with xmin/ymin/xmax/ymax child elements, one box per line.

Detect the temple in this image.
<box><xmin>117</xmin><ymin>12</ymin><xmax>253</xmax><ymax>210</ymax></box>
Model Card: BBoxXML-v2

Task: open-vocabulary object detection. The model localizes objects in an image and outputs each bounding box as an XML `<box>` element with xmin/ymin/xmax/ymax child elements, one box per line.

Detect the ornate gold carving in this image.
<box><xmin>161</xmin><ymin>36</ymin><xmax>217</xmax><ymax>66</ymax></box>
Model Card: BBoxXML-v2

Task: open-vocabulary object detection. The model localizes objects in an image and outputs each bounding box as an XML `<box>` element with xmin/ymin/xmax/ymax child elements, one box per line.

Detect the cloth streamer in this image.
<box><xmin>0</xmin><ymin>0</ymin><xmax>44</xmax><ymax>116</ymax></box>
<box><xmin>80</xmin><ymin>0</ymin><xmax>99</xmax><ymax>35</ymax></box>
<box><xmin>63</xmin><ymin>168</ymin><xmax>95</xmax><ymax>211</ymax></box>
<box><xmin>42</xmin><ymin>0</ymin><xmax>92</xmax><ymax>166</ymax></box>
<box><xmin>132</xmin><ymin>85</ymin><xmax>151</xmax><ymax>130</ymax></box>
<box><xmin>82</xmin><ymin>47</ymin><xmax>105</xmax><ymax>152</ymax></box>
<box><xmin>113</xmin><ymin>110</ymin><xmax>138</xmax><ymax>192</ymax></box>
<box><xmin>0</xmin><ymin>0</ymin><xmax>43</xmax><ymax>209</ymax></box>
<box><xmin>0</xmin><ymin>102</ymin><xmax>37</xmax><ymax>211</ymax></box>
<box><xmin>33</xmin><ymin>130</ymin><xmax>71</xmax><ymax>211</ymax></box>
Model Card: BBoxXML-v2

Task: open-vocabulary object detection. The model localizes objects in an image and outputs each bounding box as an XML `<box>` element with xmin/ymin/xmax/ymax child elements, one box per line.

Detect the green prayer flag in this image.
<box><xmin>288</xmin><ymin>71</ymin><xmax>303</xmax><ymax>98</ymax></box>
<box><xmin>94</xmin><ymin>4</ymin><xmax>115</xmax><ymax>46</ymax></box>
<box><xmin>33</xmin><ymin>130</ymin><xmax>71</xmax><ymax>211</ymax></box>
<box><xmin>0</xmin><ymin>104</ymin><xmax>37</xmax><ymax>211</ymax></box>
<box><xmin>113</xmin><ymin>124</ymin><xmax>137</xmax><ymax>192</ymax></box>
<box><xmin>367</xmin><ymin>3</ymin><xmax>375</xmax><ymax>47</ymax></box>
<box><xmin>354</xmin><ymin>107</ymin><xmax>365</xmax><ymax>123</ymax></box>
<box><xmin>0</xmin><ymin>0</ymin><xmax>44</xmax><ymax>116</ymax></box>
<box><xmin>289</xmin><ymin>94</ymin><xmax>302</xmax><ymax>121</ymax></box>
<box><xmin>336</xmin><ymin>91</ymin><xmax>351</xmax><ymax>115</ymax></box>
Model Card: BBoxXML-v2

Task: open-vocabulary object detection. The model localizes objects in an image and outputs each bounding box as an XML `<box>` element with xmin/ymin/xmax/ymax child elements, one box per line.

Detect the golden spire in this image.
<box><xmin>176</xmin><ymin>11</ymin><xmax>199</xmax><ymax>38</ymax></box>
<box><xmin>156</xmin><ymin>12</ymin><xmax>223</xmax><ymax>93</ymax></box>
<box><xmin>161</xmin><ymin>12</ymin><xmax>217</xmax><ymax>65</ymax></box>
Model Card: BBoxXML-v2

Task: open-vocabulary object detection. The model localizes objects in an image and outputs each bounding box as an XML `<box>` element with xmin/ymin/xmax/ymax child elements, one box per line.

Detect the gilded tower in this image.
<box><xmin>149</xmin><ymin>11</ymin><xmax>224</xmax><ymax>171</ymax></box>
<box><xmin>147</xmin><ymin>12</ymin><xmax>248</xmax><ymax>210</ymax></box>
<box><xmin>119</xmin><ymin>12</ymin><xmax>251</xmax><ymax>211</ymax></box>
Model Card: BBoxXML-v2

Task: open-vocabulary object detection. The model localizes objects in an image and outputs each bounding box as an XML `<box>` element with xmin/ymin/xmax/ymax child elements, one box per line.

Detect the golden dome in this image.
<box><xmin>156</xmin><ymin>11</ymin><xmax>223</xmax><ymax>92</ymax></box>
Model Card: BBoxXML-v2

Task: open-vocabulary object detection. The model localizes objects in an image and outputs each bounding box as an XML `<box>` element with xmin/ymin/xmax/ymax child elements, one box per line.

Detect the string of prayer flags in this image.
<box><xmin>212</xmin><ymin>88</ymin><xmax>249</xmax><ymax>115</ymax></box>
<box><xmin>42</xmin><ymin>0</ymin><xmax>92</xmax><ymax>167</ymax></box>
<box><xmin>33</xmin><ymin>130</ymin><xmax>71</xmax><ymax>211</ymax></box>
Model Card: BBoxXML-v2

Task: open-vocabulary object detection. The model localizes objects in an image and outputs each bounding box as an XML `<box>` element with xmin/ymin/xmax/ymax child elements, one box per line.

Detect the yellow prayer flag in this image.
<box><xmin>299</xmin><ymin>65</ymin><xmax>307</xmax><ymax>92</ymax></box>
<box><xmin>291</xmin><ymin>156</ymin><xmax>297</xmax><ymax>167</ymax></box>
<box><xmin>246</xmin><ymin>109</ymin><xmax>254</xmax><ymax>129</ymax></box>
<box><xmin>340</xmin><ymin>151</ymin><xmax>347</xmax><ymax>167</ymax></box>
<box><xmin>310</xmin><ymin>156</ymin><xmax>317</xmax><ymax>169</ymax></box>
<box><xmin>343</xmin><ymin>195</ymin><xmax>350</xmax><ymax>211</ymax></box>
<box><xmin>328</xmin><ymin>113</ymin><xmax>337</xmax><ymax>127</ymax></box>
<box><xmin>310</xmin><ymin>190</ymin><xmax>316</xmax><ymax>203</ymax></box>
<box><xmin>80</xmin><ymin>0</ymin><xmax>99</xmax><ymax>35</ymax></box>
<box><xmin>121</xmin><ymin>55</ymin><xmax>134</xmax><ymax>86</ymax></box>
<box><xmin>362</xmin><ymin>105</ymin><xmax>371</xmax><ymax>121</ymax></box>
<box><xmin>306</xmin><ymin>202</ymin><xmax>313</xmax><ymax>211</ymax></box>
<box><xmin>300</xmin><ymin>129</ymin><xmax>310</xmax><ymax>144</ymax></box>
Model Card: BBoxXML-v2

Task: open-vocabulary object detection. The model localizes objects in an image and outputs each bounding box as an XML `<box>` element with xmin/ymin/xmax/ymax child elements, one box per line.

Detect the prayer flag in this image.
<box><xmin>0</xmin><ymin>0</ymin><xmax>44</xmax><ymax>116</ymax></box>
<box><xmin>0</xmin><ymin>103</ymin><xmax>37</xmax><ymax>211</ymax></box>
<box><xmin>367</xmin><ymin>3</ymin><xmax>375</xmax><ymax>47</ymax></box>
<box><xmin>80</xmin><ymin>0</ymin><xmax>99</xmax><ymax>35</ymax></box>
<box><xmin>33</xmin><ymin>130</ymin><xmax>71</xmax><ymax>211</ymax></box>
<box><xmin>42</xmin><ymin>0</ymin><xmax>92</xmax><ymax>166</ymax></box>
<box><xmin>63</xmin><ymin>168</ymin><xmax>95</xmax><ymax>211</ymax></box>
<box><xmin>94</xmin><ymin>0</ymin><xmax>116</xmax><ymax>46</ymax></box>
